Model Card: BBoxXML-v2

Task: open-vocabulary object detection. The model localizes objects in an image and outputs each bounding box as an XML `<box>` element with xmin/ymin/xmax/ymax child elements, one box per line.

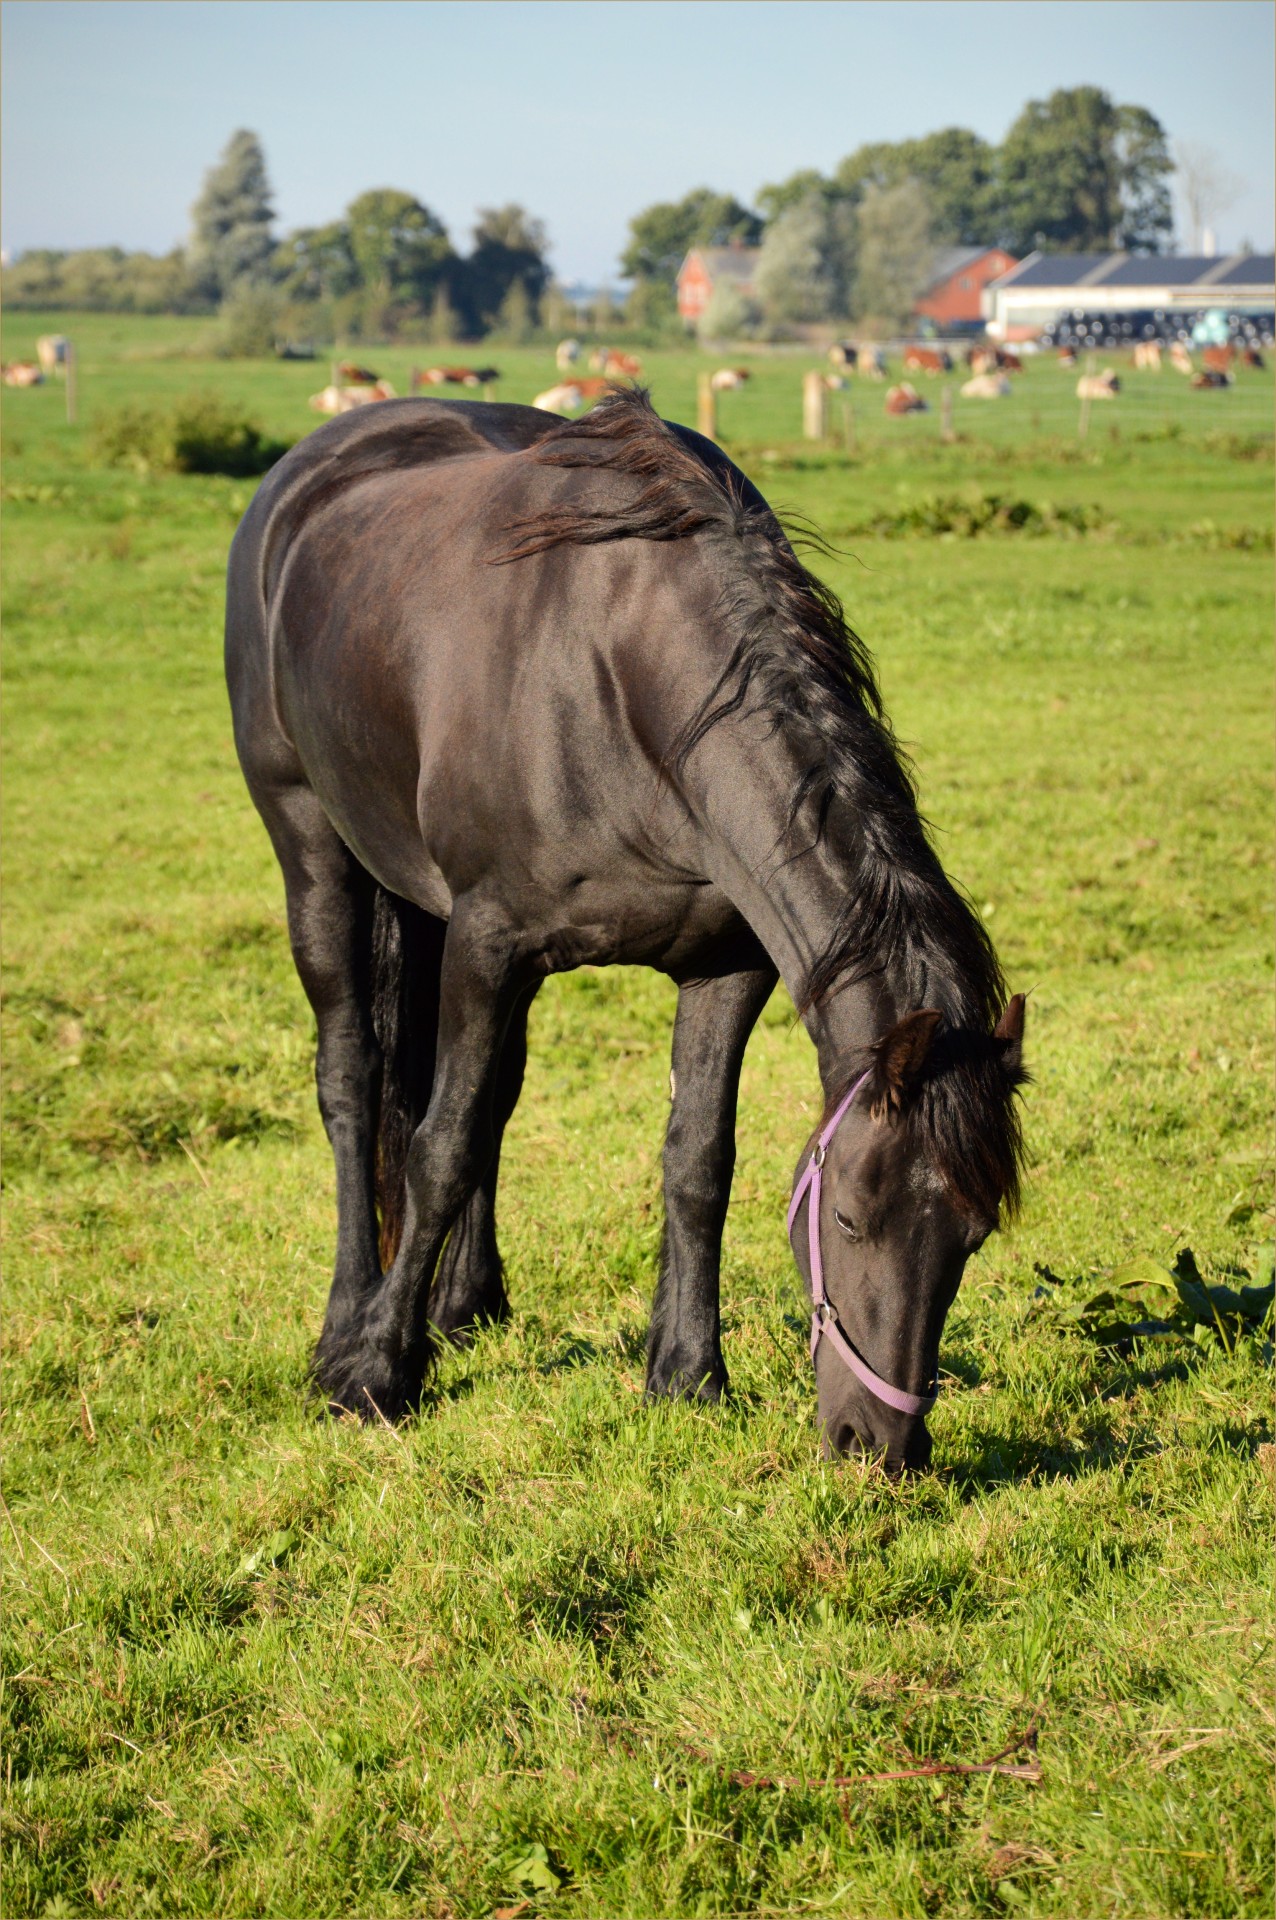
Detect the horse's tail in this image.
<box><xmin>369</xmin><ymin>884</ymin><xmax>441</xmax><ymax>1271</ymax></box>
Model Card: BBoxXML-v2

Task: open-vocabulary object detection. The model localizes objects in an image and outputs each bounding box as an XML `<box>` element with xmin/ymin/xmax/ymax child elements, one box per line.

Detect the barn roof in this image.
<box><xmin>923</xmin><ymin>245</ymin><xmax>1002</xmax><ymax>289</ymax></box>
<box><xmin>990</xmin><ymin>251</ymin><xmax>1276</xmax><ymax>292</ymax></box>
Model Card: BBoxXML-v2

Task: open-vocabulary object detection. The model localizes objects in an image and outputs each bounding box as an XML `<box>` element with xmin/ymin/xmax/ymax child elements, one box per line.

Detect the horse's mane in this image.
<box><xmin>493</xmin><ymin>388</ymin><xmax>1023</xmax><ymax>1216</ymax></box>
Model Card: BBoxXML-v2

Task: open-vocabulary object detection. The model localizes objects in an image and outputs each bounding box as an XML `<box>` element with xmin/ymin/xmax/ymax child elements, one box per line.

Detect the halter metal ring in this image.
<box><xmin>812</xmin><ymin>1141</ymin><xmax>826</xmax><ymax>1169</ymax></box>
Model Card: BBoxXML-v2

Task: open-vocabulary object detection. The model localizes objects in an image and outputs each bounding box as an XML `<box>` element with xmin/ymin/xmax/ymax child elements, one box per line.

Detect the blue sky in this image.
<box><xmin>2</xmin><ymin>0</ymin><xmax>1272</xmax><ymax>280</ymax></box>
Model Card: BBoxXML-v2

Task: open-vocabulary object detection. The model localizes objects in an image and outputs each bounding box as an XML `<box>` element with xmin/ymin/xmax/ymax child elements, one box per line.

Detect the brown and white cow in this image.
<box><xmin>531</xmin><ymin>382</ymin><xmax>585</xmax><ymax>414</ymax></box>
<box><xmin>710</xmin><ymin>367</ymin><xmax>751</xmax><ymax>391</ymax></box>
<box><xmin>885</xmin><ymin>381</ymin><xmax>928</xmax><ymax>415</ymax></box>
<box><xmin>961</xmin><ymin>372</ymin><xmax>1012</xmax><ymax>399</ymax></box>
<box><xmin>308</xmin><ymin>380</ymin><xmax>396</xmax><ymax>414</ymax></box>
<box><xmin>1201</xmin><ymin>345</ymin><xmax>1235</xmax><ymax>374</ymax></box>
<box><xmin>903</xmin><ymin>346</ymin><xmax>952</xmax><ymax>375</ymax></box>
<box><xmin>2</xmin><ymin>362</ymin><xmax>44</xmax><ymax>387</ymax></box>
<box><xmin>1191</xmin><ymin>368</ymin><xmax>1233</xmax><ymax>389</ymax></box>
<box><xmin>1076</xmin><ymin>370</ymin><xmax>1121</xmax><ymax>400</ymax></box>
<box><xmin>412</xmin><ymin>366</ymin><xmax>500</xmax><ymax>389</ymax></box>
<box><xmin>589</xmin><ymin>349</ymin><xmax>642</xmax><ymax>377</ymax></box>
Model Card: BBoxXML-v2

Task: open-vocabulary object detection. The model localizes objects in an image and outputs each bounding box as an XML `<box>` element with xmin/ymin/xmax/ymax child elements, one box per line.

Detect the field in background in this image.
<box><xmin>2</xmin><ymin>314</ymin><xmax>1272</xmax><ymax>1918</ymax></box>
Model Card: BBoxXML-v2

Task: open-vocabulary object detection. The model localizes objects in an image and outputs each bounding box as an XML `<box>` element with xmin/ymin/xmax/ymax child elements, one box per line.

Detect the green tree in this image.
<box><xmin>188</xmin><ymin>130</ymin><xmax>276</xmax><ymax>301</ymax></box>
<box><xmin>832</xmin><ymin>128</ymin><xmax>996</xmax><ymax>242</ymax></box>
<box><xmin>755</xmin><ymin>168</ymin><xmax>833</xmax><ymax>225</ymax></box>
<box><xmin>620</xmin><ymin>188</ymin><xmax>761</xmax><ymax>289</ymax></box>
<box><xmin>458</xmin><ymin>204</ymin><xmax>550</xmax><ymax>334</ymax></box>
<box><xmin>345</xmin><ymin>189</ymin><xmax>452</xmax><ymax>309</ymax></box>
<box><xmin>754</xmin><ymin>194</ymin><xmax>857</xmax><ymax>327</ymax></box>
<box><xmin>851</xmin><ymin>179</ymin><xmax>937</xmax><ymax>331</ymax></box>
<box><xmin>997</xmin><ymin>87</ymin><xmax>1172</xmax><ymax>253</ymax></box>
<box><xmin>272</xmin><ymin>222</ymin><xmax>359</xmax><ymax>304</ymax></box>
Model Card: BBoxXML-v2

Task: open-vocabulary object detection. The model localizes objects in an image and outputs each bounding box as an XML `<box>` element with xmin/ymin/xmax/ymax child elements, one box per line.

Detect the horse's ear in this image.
<box><xmin>870</xmin><ymin>1009</ymin><xmax>942</xmax><ymax>1119</ymax></box>
<box><xmin>993</xmin><ymin>993</ymin><xmax>1026</xmax><ymax>1076</ymax></box>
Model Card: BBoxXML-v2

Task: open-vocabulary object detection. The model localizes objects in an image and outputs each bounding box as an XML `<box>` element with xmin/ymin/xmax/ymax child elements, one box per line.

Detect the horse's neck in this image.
<box><xmin>685</xmin><ymin>708</ymin><xmax>920</xmax><ymax>1083</ymax></box>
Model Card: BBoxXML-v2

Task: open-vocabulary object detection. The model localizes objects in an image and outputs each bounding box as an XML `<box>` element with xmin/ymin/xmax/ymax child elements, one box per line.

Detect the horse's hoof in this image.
<box><xmin>310</xmin><ymin>1333</ymin><xmax>423</xmax><ymax>1424</ymax></box>
<box><xmin>644</xmin><ymin>1362</ymin><xmax>728</xmax><ymax>1404</ymax></box>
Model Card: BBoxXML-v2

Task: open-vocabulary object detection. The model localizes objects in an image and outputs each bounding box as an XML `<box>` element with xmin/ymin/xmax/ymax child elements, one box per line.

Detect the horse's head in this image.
<box><xmin>789</xmin><ymin>996</ymin><xmax>1026</xmax><ymax>1474</ymax></box>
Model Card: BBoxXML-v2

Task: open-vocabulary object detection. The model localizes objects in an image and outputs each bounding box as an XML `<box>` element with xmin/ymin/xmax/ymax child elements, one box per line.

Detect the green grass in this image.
<box><xmin>2</xmin><ymin>315</ymin><xmax>1272</xmax><ymax>1919</ymax></box>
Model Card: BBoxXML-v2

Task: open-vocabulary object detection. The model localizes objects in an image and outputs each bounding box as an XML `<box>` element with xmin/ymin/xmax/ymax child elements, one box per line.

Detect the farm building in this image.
<box><xmin>983</xmin><ymin>251</ymin><xmax>1276</xmax><ymax>340</ymax></box>
<box><xmin>676</xmin><ymin>242</ymin><xmax>762</xmax><ymax>323</ymax></box>
<box><xmin>912</xmin><ymin>245</ymin><xmax>1019</xmax><ymax>330</ymax></box>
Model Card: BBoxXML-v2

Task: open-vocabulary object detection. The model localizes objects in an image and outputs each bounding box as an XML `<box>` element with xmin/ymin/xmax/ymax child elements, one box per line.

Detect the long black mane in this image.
<box><xmin>495</xmin><ymin>388</ymin><xmax>1024</xmax><ymax>1216</ymax></box>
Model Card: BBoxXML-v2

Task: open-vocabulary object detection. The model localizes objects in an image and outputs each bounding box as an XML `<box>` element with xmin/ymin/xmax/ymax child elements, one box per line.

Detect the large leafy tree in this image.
<box><xmin>997</xmin><ymin>87</ymin><xmax>1172</xmax><ymax>253</ymax></box>
<box><xmin>620</xmin><ymin>188</ymin><xmax>761</xmax><ymax>288</ymax></box>
<box><xmin>456</xmin><ymin>204</ymin><xmax>550</xmax><ymax>333</ymax></box>
<box><xmin>851</xmin><ymin>179</ymin><xmax>937</xmax><ymax>329</ymax></box>
<box><xmin>189</xmin><ymin>130</ymin><xmax>276</xmax><ymax>300</ymax></box>
<box><xmin>272</xmin><ymin>222</ymin><xmax>359</xmax><ymax>304</ymax></box>
<box><xmin>754</xmin><ymin>193</ymin><xmax>858</xmax><ymax>324</ymax></box>
<box><xmin>344</xmin><ymin>189</ymin><xmax>453</xmax><ymax>306</ymax></box>
<box><xmin>831</xmin><ymin>128</ymin><xmax>996</xmax><ymax>243</ymax></box>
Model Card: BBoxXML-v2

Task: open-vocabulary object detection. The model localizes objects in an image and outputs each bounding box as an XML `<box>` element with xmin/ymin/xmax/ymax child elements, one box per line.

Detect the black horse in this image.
<box><xmin>225</xmin><ymin>389</ymin><xmax>1026</xmax><ymax>1471</ymax></box>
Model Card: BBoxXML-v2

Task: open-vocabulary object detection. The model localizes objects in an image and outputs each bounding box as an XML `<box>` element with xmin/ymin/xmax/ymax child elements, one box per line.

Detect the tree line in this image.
<box><xmin>3</xmin><ymin>88</ymin><xmax>1178</xmax><ymax>342</ymax></box>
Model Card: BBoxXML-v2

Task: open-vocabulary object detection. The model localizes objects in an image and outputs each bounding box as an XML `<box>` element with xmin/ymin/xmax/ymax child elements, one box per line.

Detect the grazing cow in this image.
<box><xmin>555</xmin><ymin>339</ymin><xmax>582</xmax><ymax>371</ymax></box>
<box><xmin>1076</xmin><ymin>371</ymin><xmax>1120</xmax><ymax>400</ymax></box>
<box><xmin>1241</xmin><ymin>347</ymin><xmax>1266</xmax><ymax>370</ymax></box>
<box><xmin>1201</xmin><ymin>345</ymin><xmax>1235</xmax><ymax>374</ymax></box>
<box><xmin>710</xmin><ymin>367</ymin><xmax>751</xmax><ymax>391</ymax></box>
<box><xmin>1191</xmin><ymin>369</ymin><xmax>1233</xmax><ymax>390</ymax></box>
<box><xmin>1132</xmin><ymin>342</ymin><xmax>1162</xmax><ymax>371</ymax></box>
<box><xmin>1170</xmin><ymin>342</ymin><xmax>1194</xmax><ymax>376</ymax></box>
<box><xmin>337</xmin><ymin>362</ymin><xmax>380</xmax><ymax>384</ymax></box>
<box><xmin>308</xmin><ymin>381</ymin><xmax>396</xmax><ymax>414</ymax></box>
<box><xmin>1058</xmin><ymin>347</ymin><xmax>1078</xmax><ymax>369</ymax></box>
<box><xmin>857</xmin><ymin>345</ymin><xmax>886</xmax><ymax>380</ymax></box>
<box><xmin>589</xmin><ymin>349</ymin><xmax>642</xmax><ymax>377</ymax></box>
<box><xmin>967</xmin><ymin>348</ymin><xmax>998</xmax><ymax>376</ymax></box>
<box><xmin>884</xmin><ymin>382</ymin><xmax>928</xmax><ymax>415</ymax></box>
<box><xmin>276</xmin><ymin>342</ymin><xmax>316</xmax><ymax>361</ymax></box>
<box><xmin>36</xmin><ymin>334</ymin><xmax>69</xmax><ymax>377</ymax></box>
<box><xmin>903</xmin><ymin>346</ymin><xmax>952</xmax><ymax>375</ymax></box>
<box><xmin>2</xmin><ymin>362</ymin><xmax>44</xmax><ymax>387</ymax></box>
<box><xmin>828</xmin><ymin>342</ymin><xmax>857</xmax><ymax>369</ymax></box>
<box><xmin>961</xmin><ymin>373</ymin><xmax>1012</xmax><ymax>400</ymax></box>
<box><xmin>531</xmin><ymin>382</ymin><xmax>584</xmax><ymax>414</ymax></box>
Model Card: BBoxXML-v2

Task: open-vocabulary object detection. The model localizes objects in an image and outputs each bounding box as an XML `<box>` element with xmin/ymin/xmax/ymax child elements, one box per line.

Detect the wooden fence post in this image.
<box><xmin>64</xmin><ymin>341</ymin><xmax>77</xmax><ymax>425</ymax></box>
<box><xmin>1078</xmin><ymin>350</ymin><xmax>1096</xmax><ymax>441</ymax></box>
<box><xmin>802</xmin><ymin>370</ymin><xmax>827</xmax><ymax>441</ymax></box>
<box><xmin>697</xmin><ymin>372</ymin><xmax>717</xmax><ymax>440</ymax></box>
<box><xmin>841</xmin><ymin>395</ymin><xmax>857</xmax><ymax>455</ymax></box>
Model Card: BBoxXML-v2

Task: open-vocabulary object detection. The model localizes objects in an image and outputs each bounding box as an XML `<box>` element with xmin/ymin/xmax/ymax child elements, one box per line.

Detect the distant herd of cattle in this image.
<box><xmin>2</xmin><ymin>331</ymin><xmax>1265</xmax><ymax>415</ymax></box>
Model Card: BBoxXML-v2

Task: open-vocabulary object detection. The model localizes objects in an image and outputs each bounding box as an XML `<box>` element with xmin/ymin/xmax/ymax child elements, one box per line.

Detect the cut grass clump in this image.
<box><xmin>87</xmin><ymin>390</ymin><xmax>290</xmax><ymax>477</ymax></box>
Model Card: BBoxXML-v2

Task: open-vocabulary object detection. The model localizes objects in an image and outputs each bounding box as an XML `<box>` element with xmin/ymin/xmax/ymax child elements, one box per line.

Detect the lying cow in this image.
<box><xmin>1241</xmin><ymin>347</ymin><xmax>1266</xmax><ymax>370</ymax></box>
<box><xmin>885</xmin><ymin>382</ymin><xmax>928</xmax><ymax>415</ymax></box>
<box><xmin>1076</xmin><ymin>370</ymin><xmax>1120</xmax><ymax>400</ymax></box>
<box><xmin>1192</xmin><ymin>369</ymin><xmax>1233</xmax><ymax>389</ymax></box>
<box><xmin>903</xmin><ymin>346</ymin><xmax>952</xmax><ymax>375</ymax></box>
<box><xmin>532</xmin><ymin>382</ymin><xmax>584</xmax><ymax>414</ymax></box>
<box><xmin>412</xmin><ymin>366</ymin><xmax>500</xmax><ymax>389</ymax></box>
<box><xmin>336</xmin><ymin>361</ymin><xmax>380</xmax><ymax>384</ymax></box>
<box><xmin>710</xmin><ymin>367</ymin><xmax>751</xmax><ymax>391</ymax></box>
<box><xmin>1057</xmin><ymin>348</ymin><xmax>1078</xmax><ymax>369</ymax></box>
<box><xmin>308</xmin><ymin>380</ymin><xmax>396</xmax><ymax>414</ymax></box>
<box><xmin>590</xmin><ymin>349</ymin><xmax>642</xmax><ymax>377</ymax></box>
<box><xmin>2</xmin><ymin>362</ymin><xmax>44</xmax><ymax>387</ymax></box>
<box><xmin>961</xmin><ymin>372</ymin><xmax>1012</xmax><ymax>400</ymax></box>
<box><xmin>967</xmin><ymin>347</ymin><xmax>998</xmax><ymax>376</ymax></box>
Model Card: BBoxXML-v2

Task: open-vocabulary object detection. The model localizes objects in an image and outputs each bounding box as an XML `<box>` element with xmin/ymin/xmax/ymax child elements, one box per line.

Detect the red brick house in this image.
<box><xmin>676</xmin><ymin>243</ymin><xmax>762</xmax><ymax>323</ymax></box>
<box><xmin>913</xmin><ymin>245</ymin><xmax>1018</xmax><ymax>328</ymax></box>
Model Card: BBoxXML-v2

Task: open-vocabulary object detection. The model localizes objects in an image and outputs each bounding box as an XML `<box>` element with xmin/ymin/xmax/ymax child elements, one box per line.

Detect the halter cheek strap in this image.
<box><xmin>786</xmin><ymin>1070</ymin><xmax>938</xmax><ymax>1419</ymax></box>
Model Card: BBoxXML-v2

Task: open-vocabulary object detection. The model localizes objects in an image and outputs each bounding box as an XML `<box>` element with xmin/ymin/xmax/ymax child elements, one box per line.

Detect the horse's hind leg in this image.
<box><xmin>315</xmin><ymin>899</ymin><xmax>527</xmax><ymax>1419</ymax></box>
<box><xmin>427</xmin><ymin>985</ymin><xmax>536</xmax><ymax>1341</ymax></box>
<box><xmin>253</xmin><ymin>783</ymin><xmax>387</xmax><ymax>1346</ymax></box>
<box><xmin>647</xmin><ymin>961</ymin><xmax>777</xmax><ymax>1402</ymax></box>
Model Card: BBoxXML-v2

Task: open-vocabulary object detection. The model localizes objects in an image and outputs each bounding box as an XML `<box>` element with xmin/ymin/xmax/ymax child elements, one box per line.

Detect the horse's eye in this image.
<box><xmin>832</xmin><ymin>1208</ymin><xmax>859</xmax><ymax>1240</ymax></box>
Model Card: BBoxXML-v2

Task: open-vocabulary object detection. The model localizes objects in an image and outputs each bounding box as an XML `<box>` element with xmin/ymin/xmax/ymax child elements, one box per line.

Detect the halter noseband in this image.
<box><xmin>786</xmin><ymin>1070</ymin><xmax>938</xmax><ymax>1419</ymax></box>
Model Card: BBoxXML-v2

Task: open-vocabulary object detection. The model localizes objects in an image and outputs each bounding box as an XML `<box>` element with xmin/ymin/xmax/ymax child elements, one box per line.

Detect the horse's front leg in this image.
<box><xmin>313</xmin><ymin>903</ymin><xmax>526</xmax><ymax>1421</ymax></box>
<box><xmin>646</xmin><ymin>962</ymin><xmax>777</xmax><ymax>1401</ymax></box>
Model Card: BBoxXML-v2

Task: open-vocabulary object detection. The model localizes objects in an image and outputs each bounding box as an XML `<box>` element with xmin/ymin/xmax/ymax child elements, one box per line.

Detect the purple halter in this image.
<box><xmin>786</xmin><ymin>1070</ymin><xmax>938</xmax><ymax>1419</ymax></box>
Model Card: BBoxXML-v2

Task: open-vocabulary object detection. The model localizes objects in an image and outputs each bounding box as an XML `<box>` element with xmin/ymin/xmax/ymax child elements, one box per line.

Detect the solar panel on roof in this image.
<box><xmin>1213</xmin><ymin>255</ymin><xmax>1276</xmax><ymax>286</ymax></box>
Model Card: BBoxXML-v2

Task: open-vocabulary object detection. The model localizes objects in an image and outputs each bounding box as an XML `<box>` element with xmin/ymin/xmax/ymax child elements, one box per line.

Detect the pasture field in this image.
<box><xmin>2</xmin><ymin>315</ymin><xmax>1272</xmax><ymax>1919</ymax></box>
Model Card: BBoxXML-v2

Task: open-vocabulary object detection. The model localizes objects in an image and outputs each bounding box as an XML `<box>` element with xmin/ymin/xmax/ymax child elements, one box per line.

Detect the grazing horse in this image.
<box><xmin>225</xmin><ymin>390</ymin><xmax>1026</xmax><ymax>1472</ymax></box>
